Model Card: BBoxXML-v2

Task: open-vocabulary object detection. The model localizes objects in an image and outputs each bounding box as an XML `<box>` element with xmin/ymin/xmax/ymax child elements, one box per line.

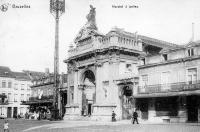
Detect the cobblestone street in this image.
<box><xmin>0</xmin><ymin>119</ymin><xmax>200</xmax><ymax>132</ymax></box>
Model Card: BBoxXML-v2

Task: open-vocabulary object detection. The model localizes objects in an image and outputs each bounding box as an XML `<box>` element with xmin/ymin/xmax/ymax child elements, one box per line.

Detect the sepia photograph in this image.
<box><xmin>0</xmin><ymin>0</ymin><xmax>200</xmax><ymax>131</ymax></box>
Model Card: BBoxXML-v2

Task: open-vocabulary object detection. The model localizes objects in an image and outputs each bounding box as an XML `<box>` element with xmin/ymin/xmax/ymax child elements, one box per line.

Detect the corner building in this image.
<box><xmin>64</xmin><ymin>6</ymin><xmax>178</xmax><ymax>121</ymax></box>
<box><xmin>137</xmin><ymin>41</ymin><xmax>200</xmax><ymax>123</ymax></box>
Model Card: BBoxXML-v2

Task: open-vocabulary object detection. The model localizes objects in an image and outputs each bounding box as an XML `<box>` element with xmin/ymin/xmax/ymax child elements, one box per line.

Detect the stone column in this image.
<box><xmin>178</xmin><ymin>96</ymin><xmax>187</xmax><ymax>122</ymax></box>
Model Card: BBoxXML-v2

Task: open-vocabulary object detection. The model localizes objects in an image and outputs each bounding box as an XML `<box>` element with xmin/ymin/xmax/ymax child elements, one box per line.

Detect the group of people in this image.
<box><xmin>112</xmin><ymin>109</ymin><xmax>139</xmax><ymax>124</ymax></box>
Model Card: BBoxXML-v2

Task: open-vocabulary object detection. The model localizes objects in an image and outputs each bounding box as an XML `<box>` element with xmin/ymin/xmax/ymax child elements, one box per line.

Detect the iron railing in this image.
<box><xmin>138</xmin><ymin>80</ymin><xmax>200</xmax><ymax>94</ymax></box>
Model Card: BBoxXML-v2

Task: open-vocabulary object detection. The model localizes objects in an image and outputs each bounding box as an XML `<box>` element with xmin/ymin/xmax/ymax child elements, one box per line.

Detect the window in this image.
<box><xmin>161</xmin><ymin>71</ymin><xmax>170</xmax><ymax>90</ymax></box>
<box><xmin>14</xmin><ymin>83</ymin><xmax>18</xmax><ymax>90</ymax></box>
<box><xmin>27</xmin><ymin>94</ymin><xmax>30</xmax><ymax>101</ymax></box>
<box><xmin>8</xmin><ymin>93</ymin><xmax>12</xmax><ymax>102</ymax></box>
<box><xmin>8</xmin><ymin>81</ymin><xmax>12</xmax><ymax>88</ymax></box>
<box><xmin>142</xmin><ymin>75</ymin><xmax>148</xmax><ymax>86</ymax></box>
<box><xmin>2</xmin><ymin>81</ymin><xmax>6</xmax><ymax>88</ymax></box>
<box><xmin>20</xmin><ymin>107</ymin><xmax>24</xmax><ymax>115</ymax></box>
<box><xmin>141</xmin><ymin>58</ymin><xmax>145</xmax><ymax>65</ymax></box>
<box><xmin>21</xmin><ymin>84</ymin><xmax>25</xmax><ymax>90</ymax></box>
<box><xmin>27</xmin><ymin>84</ymin><xmax>31</xmax><ymax>91</ymax></box>
<box><xmin>188</xmin><ymin>48</ymin><xmax>194</xmax><ymax>56</ymax></box>
<box><xmin>14</xmin><ymin>94</ymin><xmax>18</xmax><ymax>102</ymax></box>
<box><xmin>126</xmin><ymin>64</ymin><xmax>132</xmax><ymax>72</ymax></box>
<box><xmin>163</xmin><ymin>54</ymin><xmax>168</xmax><ymax>61</ymax></box>
<box><xmin>188</xmin><ymin>68</ymin><xmax>197</xmax><ymax>84</ymax></box>
<box><xmin>21</xmin><ymin>94</ymin><xmax>24</xmax><ymax>101</ymax></box>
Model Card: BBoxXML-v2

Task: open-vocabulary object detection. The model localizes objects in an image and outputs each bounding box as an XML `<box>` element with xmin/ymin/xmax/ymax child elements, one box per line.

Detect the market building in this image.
<box><xmin>0</xmin><ymin>66</ymin><xmax>32</xmax><ymax>118</ymax></box>
<box><xmin>137</xmin><ymin>40</ymin><xmax>200</xmax><ymax>123</ymax></box>
<box><xmin>63</xmin><ymin>6</ymin><xmax>178</xmax><ymax>121</ymax></box>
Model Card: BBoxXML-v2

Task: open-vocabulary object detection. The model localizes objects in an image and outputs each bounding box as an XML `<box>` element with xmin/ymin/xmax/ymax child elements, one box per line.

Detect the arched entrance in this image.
<box><xmin>81</xmin><ymin>70</ymin><xmax>95</xmax><ymax>116</ymax></box>
<box><xmin>121</xmin><ymin>85</ymin><xmax>134</xmax><ymax>119</ymax></box>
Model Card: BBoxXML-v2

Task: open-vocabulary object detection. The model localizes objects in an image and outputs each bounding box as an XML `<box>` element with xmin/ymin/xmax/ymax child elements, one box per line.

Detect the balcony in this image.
<box><xmin>138</xmin><ymin>80</ymin><xmax>200</xmax><ymax>94</ymax></box>
<box><xmin>0</xmin><ymin>100</ymin><xmax>8</xmax><ymax>105</ymax></box>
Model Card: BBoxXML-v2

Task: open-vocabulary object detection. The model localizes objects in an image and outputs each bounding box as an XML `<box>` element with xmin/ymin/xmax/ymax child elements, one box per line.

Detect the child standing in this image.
<box><xmin>3</xmin><ymin>120</ymin><xmax>9</xmax><ymax>132</ymax></box>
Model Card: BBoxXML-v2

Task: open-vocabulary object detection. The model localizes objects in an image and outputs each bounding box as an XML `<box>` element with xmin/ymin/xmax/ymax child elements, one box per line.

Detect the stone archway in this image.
<box><xmin>121</xmin><ymin>85</ymin><xmax>134</xmax><ymax>119</ymax></box>
<box><xmin>80</xmin><ymin>70</ymin><xmax>96</xmax><ymax>116</ymax></box>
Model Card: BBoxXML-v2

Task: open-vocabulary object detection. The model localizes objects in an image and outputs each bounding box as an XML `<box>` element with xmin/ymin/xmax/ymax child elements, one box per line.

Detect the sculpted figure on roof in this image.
<box><xmin>74</xmin><ymin>5</ymin><xmax>98</xmax><ymax>43</ymax></box>
<box><xmin>86</xmin><ymin>5</ymin><xmax>97</xmax><ymax>30</ymax></box>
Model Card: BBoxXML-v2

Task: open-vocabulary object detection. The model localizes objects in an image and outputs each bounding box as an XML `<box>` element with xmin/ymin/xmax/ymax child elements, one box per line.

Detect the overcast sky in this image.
<box><xmin>0</xmin><ymin>0</ymin><xmax>200</xmax><ymax>73</ymax></box>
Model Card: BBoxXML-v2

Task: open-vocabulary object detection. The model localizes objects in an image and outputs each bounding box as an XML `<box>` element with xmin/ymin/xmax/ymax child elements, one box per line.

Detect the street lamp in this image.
<box><xmin>50</xmin><ymin>0</ymin><xmax>65</xmax><ymax>120</ymax></box>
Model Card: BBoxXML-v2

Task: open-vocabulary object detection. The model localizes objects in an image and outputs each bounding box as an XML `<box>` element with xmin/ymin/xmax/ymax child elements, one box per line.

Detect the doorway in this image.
<box><xmin>13</xmin><ymin>107</ymin><xmax>18</xmax><ymax>118</ymax></box>
<box><xmin>7</xmin><ymin>107</ymin><xmax>12</xmax><ymax>118</ymax></box>
<box><xmin>187</xmin><ymin>96</ymin><xmax>198</xmax><ymax>122</ymax></box>
<box><xmin>88</xmin><ymin>104</ymin><xmax>92</xmax><ymax>116</ymax></box>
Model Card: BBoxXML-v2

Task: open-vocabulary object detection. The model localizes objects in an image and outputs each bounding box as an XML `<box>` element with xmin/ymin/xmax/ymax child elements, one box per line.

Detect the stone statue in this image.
<box><xmin>85</xmin><ymin>5</ymin><xmax>97</xmax><ymax>30</ymax></box>
<box><xmin>74</xmin><ymin>5</ymin><xmax>98</xmax><ymax>42</ymax></box>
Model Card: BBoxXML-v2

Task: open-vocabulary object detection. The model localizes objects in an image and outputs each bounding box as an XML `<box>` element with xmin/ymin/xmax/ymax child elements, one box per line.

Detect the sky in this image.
<box><xmin>0</xmin><ymin>0</ymin><xmax>200</xmax><ymax>73</ymax></box>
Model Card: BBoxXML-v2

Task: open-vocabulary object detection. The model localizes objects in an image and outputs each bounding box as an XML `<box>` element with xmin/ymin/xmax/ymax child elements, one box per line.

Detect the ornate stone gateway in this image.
<box><xmin>121</xmin><ymin>85</ymin><xmax>134</xmax><ymax>119</ymax></box>
<box><xmin>64</xmin><ymin>5</ymin><xmax>143</xmax><ymax>121</ymax></box>
<box><xmin>81</xmin><ymin>70</ymin><xmax>95</xmax><ymax>116</ymax></box>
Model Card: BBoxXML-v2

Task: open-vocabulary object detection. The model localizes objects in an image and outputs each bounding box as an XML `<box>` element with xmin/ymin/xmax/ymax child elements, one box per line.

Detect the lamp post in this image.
<box><xmin>50</xmin><ymin>0</ymin><xmax>65</xmax><ymax>120</ymax></box>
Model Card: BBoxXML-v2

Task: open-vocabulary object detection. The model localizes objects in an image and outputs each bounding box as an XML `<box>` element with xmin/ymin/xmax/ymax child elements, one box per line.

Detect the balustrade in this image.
<box><xmin>138</xmin><ymin>80</ymin><xmax>200</xmax><ymax>94</ymax></box>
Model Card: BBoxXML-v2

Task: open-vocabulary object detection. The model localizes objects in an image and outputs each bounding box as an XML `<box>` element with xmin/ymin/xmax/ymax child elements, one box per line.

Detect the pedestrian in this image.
<box><xmin>111</xmin><ymin>111</ymin><xmax>116</xmax><ymax>122</ymax></box>
<box><xmin>132</xmin><ymin>110</ymin><xmax>139</xmax><ymax>124</ymax></box>
<box><xmin>3</xmin><ymin>120</ymin><xmax>9</xmax><ymax>132</ymax></box>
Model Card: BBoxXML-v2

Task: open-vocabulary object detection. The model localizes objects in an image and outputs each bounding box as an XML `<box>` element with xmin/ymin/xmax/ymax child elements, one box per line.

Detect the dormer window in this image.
<box><xmin>163</xmin><ymin>54</ymin><xmax>168</xmax><ymax>61</ymax></box>
<box><xmin>188</xmin><ymin>48</ymin><xmax>194</xmax><ymax>56</ymax></box>
<box><xmin>141</xmin><ymin>58</ymin><xmax>145</xmax><ymax>65</ymax></box>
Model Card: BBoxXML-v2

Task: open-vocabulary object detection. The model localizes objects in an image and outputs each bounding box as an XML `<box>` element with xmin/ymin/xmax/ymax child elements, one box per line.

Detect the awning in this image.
<box><xmin>134</xmin><ymin>90</ymin><xmax>200</xmax><ymax>98</ymax></box>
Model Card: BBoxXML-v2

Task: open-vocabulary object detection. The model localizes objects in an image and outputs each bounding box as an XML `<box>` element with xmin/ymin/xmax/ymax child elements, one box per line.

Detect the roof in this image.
<box><xmin>0</xmin><ymin>66</ymin><xmax>15</xmax><ymax>78</ymax></box>
<box><xmin>12</xmin><ymin>72</ymin><xmax>31</xmax><ymax>81</ymax></box>
<box><xmin>23</xmin><ymin>70</ymin><xmax>48</xmax><ymax>81</ymax></box>
<box><xmin>160</xmin><ymin>40</ymin><xmax>200</xmax><ymax>54</ymax></box>
<box><xmin>106</xmin><ymin>27</ymin><xmax>179</xmax><ymax>49</ymax></box>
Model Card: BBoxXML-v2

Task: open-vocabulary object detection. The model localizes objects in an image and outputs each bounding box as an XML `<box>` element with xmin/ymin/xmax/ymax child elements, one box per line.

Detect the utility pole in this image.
<box><xmin>50</xmin><ymin>0</ymin><xmax>65</xmax><ymax>120</ymax></box>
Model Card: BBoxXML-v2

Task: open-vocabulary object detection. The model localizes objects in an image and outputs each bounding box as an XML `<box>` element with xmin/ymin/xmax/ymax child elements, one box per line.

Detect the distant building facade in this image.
<box><xmin>23</xmin><ymin>70</ymin><xmax>68</xmax><ymax>119</ymax></box>
<box><xmin>0</xmin><ymin>66</ymin><xmax>31</xmax><ymax>118</ymax></box>
<box><xmin>137</xmin><ymin>41</ymin><xmax>200</xmax><ymax>122</ymax></box>
<box><xmin>64</xmin><ymin>6</ymin><xmax>178</xmax><ymax>121</ymax></box>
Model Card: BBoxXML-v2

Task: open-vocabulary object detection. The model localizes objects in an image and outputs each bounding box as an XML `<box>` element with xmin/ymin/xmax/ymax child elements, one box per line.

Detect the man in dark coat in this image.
<box><xmin>132</xmin><ymin>110</ymin><xmax>139</xmax><ymax>124</ymax></box>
